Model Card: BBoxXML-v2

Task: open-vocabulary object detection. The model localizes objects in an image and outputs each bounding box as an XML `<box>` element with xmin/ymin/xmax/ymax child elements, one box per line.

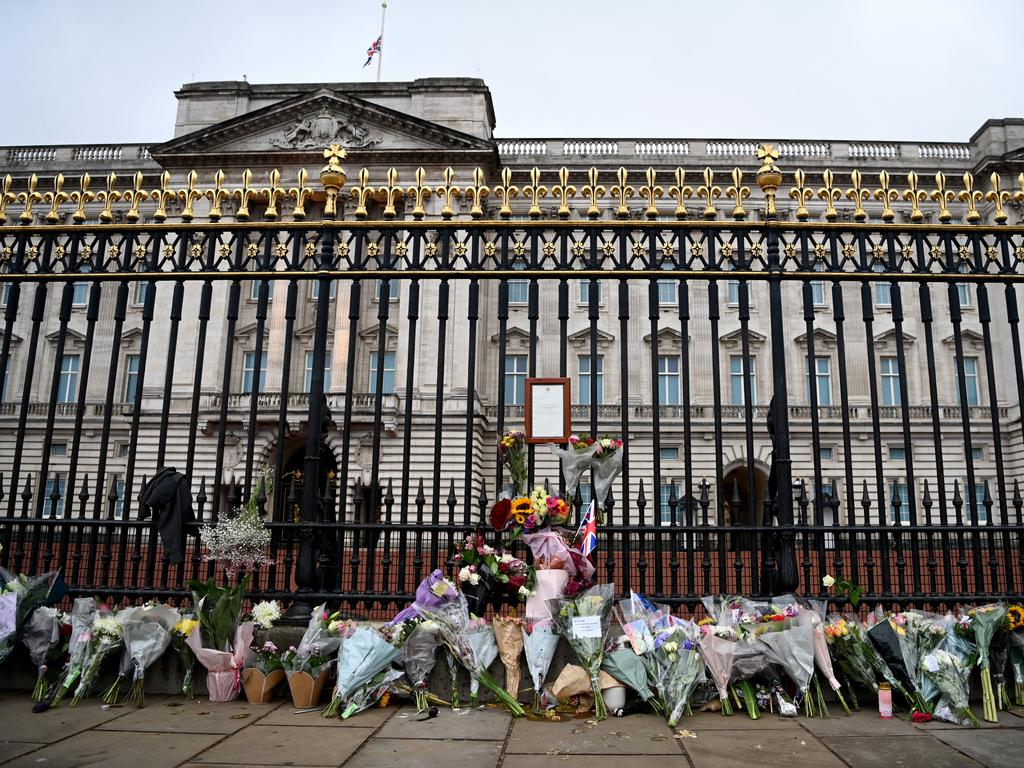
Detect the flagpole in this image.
<box><xmin>376</xmin><ymin>1</ymin><xmax>387</xmax><ymax>82</ymax></box>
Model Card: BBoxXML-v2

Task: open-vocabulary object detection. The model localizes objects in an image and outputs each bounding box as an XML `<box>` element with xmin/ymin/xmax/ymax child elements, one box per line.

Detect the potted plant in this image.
<box><xmin>243</xmin><ymin>640</ymin><xmax>285</xmax><ymax>703</ymax></box>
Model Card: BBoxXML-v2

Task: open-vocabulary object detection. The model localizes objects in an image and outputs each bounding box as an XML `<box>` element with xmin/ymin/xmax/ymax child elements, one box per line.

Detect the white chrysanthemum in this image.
<box><xmin>468</xmin><ymin>572</ymin><xmax>481</xmax><ymax>586</ymax></box>
<box><xmin>251</xmin><ymin>600</ymin><xmax>281</xmax><ymax>630</ymax></box>
<box><xmin>93</xmin><ymin>616</ymin><xmax>123</xmax><ymax>638</ymax></box>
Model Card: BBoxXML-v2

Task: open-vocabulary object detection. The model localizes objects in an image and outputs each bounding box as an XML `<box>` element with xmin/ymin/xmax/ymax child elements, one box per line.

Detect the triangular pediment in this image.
<box><xmin>357</xmin><ymin>322</ymin><xmax>399</xmax><ymax>341</ymax></box>
<box><xmin>874</xmin><ymin>328</ymin><xmax>916</xmax><ymax>345</ymax></box>
<box><xmin>719</xmin><ymin>328</ymin><xmax>767</xmax><ymax>347</ymax></box>
<box><xmin>794</xmin><ymin>328</ymin><xmax>838</xmax><ymax>346</ymax></box>
<box><xmin>942</xmin><ymin>329</ymin><xmax>985</xmax><ymax>346</ymax></box>
<box><xmin>567</xmin><ymin>327</ymin><xmax>615</xmax><ymax>346</ymax></box>
<box><xmin>642</xmin><ymin>327</ymin><xmax>687</xmax><ymax>345</ymax></box>
<box><xmin>150</xmin><ymin>89</ymin><xmax>494</xmax><ymax>164</ymax></box>
<box><xmin>46</xmin><ymin>328</ymin><xmax>86</xmax><ymax>345</ymax></box>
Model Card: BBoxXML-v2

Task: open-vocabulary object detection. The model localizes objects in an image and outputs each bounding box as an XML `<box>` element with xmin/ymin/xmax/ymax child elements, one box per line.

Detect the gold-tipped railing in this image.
<box><xmin>1</xmin><ymin>143</ymin><xmax>1023</xmax><ymax>226</ymax></box>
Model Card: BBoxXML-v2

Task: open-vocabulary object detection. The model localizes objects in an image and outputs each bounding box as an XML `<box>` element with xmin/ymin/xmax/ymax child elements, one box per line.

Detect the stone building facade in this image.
<box><xmin>1</xmin><ymin>77</ymin><xmax>1023</xmax><ymax>533</ymax></box>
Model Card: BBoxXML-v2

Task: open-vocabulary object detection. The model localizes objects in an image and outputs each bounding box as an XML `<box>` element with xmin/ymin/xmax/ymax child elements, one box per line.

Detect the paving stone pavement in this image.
<box><xmin>2</xmin><ymin>693</ymin><xmax>1024</xmax><ymax>768</ymax></box>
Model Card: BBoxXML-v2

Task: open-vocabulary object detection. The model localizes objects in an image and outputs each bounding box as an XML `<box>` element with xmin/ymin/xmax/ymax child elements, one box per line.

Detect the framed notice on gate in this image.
<box><xmin>524</xmin><ymin>377</ymin><xmax>571</xmax><ymax>444</ymax></box>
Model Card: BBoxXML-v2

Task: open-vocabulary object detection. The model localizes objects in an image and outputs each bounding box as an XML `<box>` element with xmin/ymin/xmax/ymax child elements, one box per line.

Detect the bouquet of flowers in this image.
<box><xmin>187</xmin><ymin>575</ymin><xmax>253</xmax><ymax>702</ymax></box>
<box><xmin>649</xmin><ymin>629</ymin><xmax>703</xmax><ymax>725</ymax></box>
<box><xmin>0</xmin><ymin>567</ymin><xmax>63</xmax><ymax>663</ymax></box>
<box><xmin>200</xmin><ymin>468</ymin><xmax>274</xmax><ymax>577</ymax></box>
<box><xmin>493</xmin><ymin>613</ymin><xmax>524</xmax><ymax>699</ymax></box>
<box><xmin>322</xmin><ymin>627</ymin><xmax>400</xmax><ymax>718</ymax></box>
<box><xmin>832</xmin><ymin>614</ymin><xmax>921</xmax><ymax>712</ymax></box>
<box><xmin>290</xmin><ymin>603</ymin><xmax>343</xmax><ymax>675</ymax></box>
<box><xmin>697</xmin><ymin>627</ymin><xmax>736</xmax><ymax>715</ymax></box>
<box><xmin>728</xmin><ymin>633</ymin><xmax>775</xmax><ymax>719</ymax></box>
<box><xmin>522</xmin><ymin>616</ymin><xmax>559</xmax><ymax>711</ymax></box>
<box><xmin>71</xmin><ymin>607</ymin><xmax>125</xmax><ymax>706</ymax></box>
<box><xmin>249</xmin><ymin>640</ymin><xmax>282</xmax><ymax>674</ymax></box>
<box><xmin>1008</xmin><ymin>604</ymin><xmax>1024</xmax><ymax>705</ymax></box>
<box><xmin>250</xmin><ymin>600</ymin><xmax>282</xmax><ymax>631</ymax></box>
<box><xmin>0</xmin><ymin>591</ymin><xmax>18</xmax><ymax>664</ymax></box>
<box><xmin>418</xmin><ymin>593</ymin><xmax>525</xmax><ymax>715</ymax></box>
<box><xmin>499</xmin><ymin>430</ymin><xmax>528</xmax><ymax>495</ymax></box>
<box><xmin>549</xmin><ymin>436</ymin><xmax>600</xmax><ymax>505</ymax></box>
<box><xmin>590</xmin><ymin>436</ymin><xmax>624</xmax><ymax>522</ymax></box>
<box><xmin>966</xmin><ymin>603</ymin><xmax>1006</xmax><ymax>722</ymax></box>
<box><xmin>753</xmin><ymin>610</ymin><xmax>816</xmax><ymax>717</ymax></box>
<box><xmin>921</xmin><ymin>649</ymin><xmax>980</xmax><ymax>727</ymax></box>
<box><xmin>404</xmin><ymin>620</ymin><xmax>442</xmax><ymax>711</ymax></box>
<box><xmin>172</xmin><ymin>615</ymin><xmax>199</xmax><ymax>699</ymax></box>
<box><xmin>804</xmin><ymin>606</ymin><xmax>851</xmax><ymax>715</ymax></box>
<box><xmin>109</xmin><ymin>604</ymin><xmax>180</xmax><ymax>707</ymax></box>
<box><xmin>547</xmin><ymin>583</ymin><xmax>615</xmax><ymax>720</ymax></box>
<box><xmin>466</xmin><ymin>616</ymin><xmax>499</xmax><ymax>707</ymax></box>
<box><xmin>21</xmin><ymin>606</ymin><xmax>67</xmax><ymax>700</ymax></box>
<box><xmin>51</xmin><ymin>597</ymin><xmax>97</xmax><ymax>707</ymax></box>
<box><xmin>388</xmin><ymin>569</ymin><xmax>459</xmax><ymax>626</ymax></box>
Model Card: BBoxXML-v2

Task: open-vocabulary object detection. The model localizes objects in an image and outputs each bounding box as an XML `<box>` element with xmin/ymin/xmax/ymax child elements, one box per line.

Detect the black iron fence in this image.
<box><xmin>1</xmin><ymin>155</ymin><xmax>1023</xmax><ymax>617</ymax></box>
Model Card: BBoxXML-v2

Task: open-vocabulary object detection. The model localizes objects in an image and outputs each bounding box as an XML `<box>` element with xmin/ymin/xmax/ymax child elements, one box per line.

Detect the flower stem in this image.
<box><xmin>739</xmin><ymin>681</ymin><xmax>760</xmax><ymax>720</ymax></box>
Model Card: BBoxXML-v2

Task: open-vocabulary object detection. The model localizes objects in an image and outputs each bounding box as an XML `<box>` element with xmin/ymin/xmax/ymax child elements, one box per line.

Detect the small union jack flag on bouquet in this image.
<box><xmin>576</xmin><ymin>501</ymin><xmax>598</xmax><ymax>557</ymax></box>
<box><xmin>363</xmin><ymin>35</ymin><xmax>382</xmax><ymax>67</ymax></box>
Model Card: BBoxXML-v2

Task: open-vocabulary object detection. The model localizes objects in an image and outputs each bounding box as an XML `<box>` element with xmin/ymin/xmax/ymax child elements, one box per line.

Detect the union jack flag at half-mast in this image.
<box><xmin>364</xmin><ymin>36</ymin><xmax>382</xmax><ymax>67</ymax></box>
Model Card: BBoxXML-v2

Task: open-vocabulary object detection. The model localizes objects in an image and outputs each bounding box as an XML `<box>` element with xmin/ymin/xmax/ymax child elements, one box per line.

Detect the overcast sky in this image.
<box><xmin>3</xmin><ymin>0</ymin><xmax>1022</xmax><ymax>146</ymax></box>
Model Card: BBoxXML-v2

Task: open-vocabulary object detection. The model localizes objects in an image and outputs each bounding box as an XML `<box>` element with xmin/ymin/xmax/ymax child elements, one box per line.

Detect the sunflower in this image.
<box><xmin>1008</xmin><ymin>604</ymin><xmax>1024</xmax><ymax>631</ymax></box>
<box><xmin>511</xmin><ymin>497</ymin><xmax>532</xmax><ymax>525</ymax></box>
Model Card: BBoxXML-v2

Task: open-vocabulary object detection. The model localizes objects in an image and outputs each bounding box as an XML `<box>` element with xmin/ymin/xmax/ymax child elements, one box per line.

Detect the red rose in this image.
<box><xmin>509</xmin><ymin>574</ymin><xmax>526</xmax><ymax>588</ymax></box>
<box><xmin>498</xmin><ymin>562</ymin><xmax>509</xmax><ymax>573</ymax></box>
<box><xmin>489</xmin><ymin>498</ymin><xmax>512</xmax><ymax>531</ymax></box>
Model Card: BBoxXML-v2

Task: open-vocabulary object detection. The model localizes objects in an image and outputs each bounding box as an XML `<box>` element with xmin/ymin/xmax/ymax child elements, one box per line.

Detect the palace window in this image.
<box><xmin>880</xmin><ymin>356</ymin><xmax>901</xmax><ymax>406</ymax></box>
<box><xmin>57</xmin><ymin>354</ymin><xmax>80</xmax><ymax>404</ymax></box>
<box><xmin>578</xmin><ymin>355</ymin><xmax>604</xmax><ymax>405</ymax></box>
<box><xmin>242</xmin><ymin>351</ymin><xmax>267</xmax><ymax>394</ymax></box>
<box><xmin>369</xmin><ymin>351</ymin><xmax>396</xmax><ymax>394</ymax></box>
<box><xmin>657</xmin><ymin>355</ymin><xmax>680</xmax><ymax>405</ymax></box>
<box><xmin>304</xmin><ymin>351</ymin><xmax>332</xmax><ymax>393</ymax></box>
<box><xmin>729</xmin><ymin>355</ymin><xmax>757</xmax><ymax>406</ymax></box>
<box><xmin>123</xmin><ymin>354</ymin><xmax>140</xmax><ymax>403</ymax></box>
<box><xmin>504</xmin><ymin>354</ymin><xmax>527</xmax><ymax>405</ymax></box>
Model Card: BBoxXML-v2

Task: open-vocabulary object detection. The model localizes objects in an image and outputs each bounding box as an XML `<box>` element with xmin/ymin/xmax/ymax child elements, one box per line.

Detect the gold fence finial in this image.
<box><xmin>669</xmin><ymin>168</ymin><xmax>692</xmax><ymax>220</ymax></box>
<box><xmin>493</xmin><ymin>167</ymin><xmax>518</xmax><ymax>219</ymax></box>
<box><xmin>465</xmin><ymin>167</ymin><xmax>489</xmax><ymax>219</ymax></box>
<box><xmin>152</xmin><ymin>171</ymin><xmax>175</xmax><ymax>222</ymax></box>
<box><xmin>985</xmin><ymin>173</ymin><xmax>1010</xmax><ymax>225</ymax></box>
<box><xmin>0</xmin><ymin>175</ymin><xmax>15</xmax><ymax>224</ymax></box>
<box><xmin>234</xmin><ymin>169</ymin><xmax>256</xmax><ymax>221</ymax></box>
<box><xmin>207</xmin><ymin>170</ymin><xmax>230</xmax><ymax>222</ymax></box>
<box><xmin>378</xmin><ymin>167</ymin><xmax>402</xmax><ymax>219</ymax></box>
<box><xmin>97</xmin><ymin>172</ymin><xmax>121</xmax><ymax>223</ymax></box>
<box><xmin>931</xmin><ymin>171</ymin><xmax>955</xmax><ymax>223</ymax></box>
<box><xmin>640</xmin><ymin>167</ymin><xmax>663</xmax><ymax>220</ymax></box>
<box><xmin>124</xmin><ymin>171</ymin><xmax>147</xmax><ymax>222</ymax></box>
<box><xmin>260</xmin><ymin>169</ymin><xmax>286</xmax><ymax>220</ymax></box>
<box><xmin>789</xmin><ymin>169</ymin><xmax>812</xmax><ymax>221</ymax></box>
<box><xmin>904</xmin><ymin>171</ymin><xmax>926</xmax><ymax>223</ymax></box>
<box><xmin>406</xmin><ymin>167</ymin><xmax>431</xmax><ymax>220</ymax></box>
<box><xmin>959</xmin><ymin>172</ymin><xmax>983</xmax><ymax>224</ymax></box>
<box><xmin>17</xmin><ymin>174</ymin><xmax>42</xmax><ymax>223</ymax></box>
<box><xmin>288</xmin><ymin>169</ymin><xmax>312</xmax><ymax>220</ymax></box>
<box><xmin>727</xmin><ymin>167</ymin><xmax>750</xmax><ymax>220</ymax></box>
<box><xmin>816</xmin><ymin>169</ymin><xmax>841</xmax><ymax>222</ymax></box>
<box><xmin>610</xmin><ymin>167</ymin><xmax>634</xmax><ymax>219</ymax></box>
<box><xmin>350</xmin><ymin>168</ymin><xmax>373</xmax><ymax>220</ymax></box>
<box><xmin>873</xmin><ymin>170</ymin><xmax>898</xmax><ymax>222</ymax></box>
<box><xmin>522</xmin><ymin>167</ymin><xmax>547</xmax><ymax>219</ymax></box>
<box><xmin>697</xmin><ymin>167</ymin><xmax>722</xmax><ymax>220</ymax></box>
<box><xmin>435</xmin><ymin>167</ymin><xmax>461</xmax><ymax>220</ymax></box>
<box><xmin>845</xmin><ymin>169</ymin><xmax>869</xmax><ymax>222</ymax></box>
<box><xmin>551</xmin><ymin>167</ymin><xmax>576</xmax><ymax>219</ymax></box>
<box><xmin>755</xmin><ymin>144</ymin><xmax>782</xmax><ymax>219</ymax></box>
<box><xmin>582</xmin><ymin>167</ymin><xmax>605</xmax><ymax>219</ymax></box>
<box><xmin>43</xmin><ymin>173</ymin><xmax>68</xmax><ymax>224</ymax></box>
<box><xmin>319</xmin><ymin>143</ymin><xmax>348</xmax><ymax>219</ymax></box>
<box><xmin>1016</xmin><ymin>172</ymin><xmax>1024</xmax><ymax>207</ymax></box>
<box><xmin>178</xmin><ymin>170</ymin><xmax>203</xmax><ymax>222</ymax></box>
<box><xmin>71</xmin><ymin>174</ymin><xmax>94</xmax><ymax>224</ymax></box>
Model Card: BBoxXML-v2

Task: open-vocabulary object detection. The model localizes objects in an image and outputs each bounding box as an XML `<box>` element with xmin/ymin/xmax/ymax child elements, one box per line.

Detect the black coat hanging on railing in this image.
<box><xmin>139</xmin><ymin>468</ymin><xmax>195</xmax><ymax>565</ymax></box>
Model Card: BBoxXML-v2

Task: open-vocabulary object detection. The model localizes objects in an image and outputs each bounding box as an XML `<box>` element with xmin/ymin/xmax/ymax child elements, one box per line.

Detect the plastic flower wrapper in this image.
<box><xmin>523</xmin><ymin>530</ymin><xmax>595</xmax><ymax>581</ymax></box>
<box><xmin>653</xmin><ymin>637</ymin><xmax>704</xmax><ymax>726</ymax></box>
<box><xmin>909</xmin><ymin>612</ymin><xmax>954</xmax><ymax>703</ymax></box>
<box><xmin>417</xmin><ymin>593</ymin><xmax>525</xmax><ymax>716</ymax></box>
<box><xmin>548</xmin><ymin>441</ymin><xmax>599</xmax><ymax>504</ymax></box>
<box><xmin>697</xmin><ymin>628</ymin><xmax>736</xmax><ymax>715</ymax></box>
<box><xmin>322</xmin><ymin>627</ymin><xmax>401</xmax><ymax>718</ymax></box>
<box><xmin>0</xmin><ymin>591</ymin><xmax>17</xmax><ymax>664</ymax></box>
<box><xmin>289</xmin><ymin>603</ymin><xmax>341</xmax><ymax>674</ymax></box>
<box><xmin>590</xmin><ymin>440</ymin><xmax>624</xmax><ymax>523</ymax></box>
<box><xmin>846</xmin><ymin>614</ymin><xmax>923</xmax><ymax>713</ymax></box>
<box><xmin>467</xmin><ymin>616</ymin><xmax>499</xmax><ymax>707</ymax></box>
<box><xmin>498</xmin><ymin>429</ymin><xmax>528</xmax><ymax>494</ymax></box>
<box><xmin>338</xmin><ymin>666</ymin><xmax>404</xmax><ymax>718</ymax></box>
<box><xmin>493</xmin><ymin>614</ymin><xmax>524</xmax><ymax>700</ymax></box>
<box><xmin>990</xmin><ymin>627</ymin><xmax>1011</xmax><ymax>711</ymax></box>
<box><xmin>120</xmin><ymin>604</ymin><xmax>181</xmax><ymax>707</ymax></box>
<box><xmin>922</xmin><ymin>649</ymin><xmax>980</xmax><ymax>727</ymax></box>
<box><xmin>186</xmin><ymin>621</ymin><xmax>254</xmax><ymax>701</ymax></box>
<box><xmin>522</xmin><ymin>616</ymin><xmax>559</xmax><ymax>711</ymax></box>
<box><xmin>404</xmin><ymin>619</ymin><xmax>442</xmax><ymax>712</ymax></box>
<box><xmin>71</xmin><ymin>607</ymin><xmax>126</xmax><ymax>706</ymax></box>
<box><xmin>51</xmin><ymin>597</ymin><xmax>97</xmax><ymax>707</ymax></box>
<box><xmin>388</xmin><ymin>569</ymin><xmax>458</xmax><ymax>625</ymax></box>
<box><xmin>525</xmin><ymin>568</ymin><xmax>568</xmax><ymax>620</ymax></box>
<box><xmin>728</xmin><ymin>634</ymin><xmax>776</xmax><ymax>719</ymax></box>
<box><xmin>967</xmin><ymin>602</ymin><xmax>1006</xmax><ymax>722</ymax></box>
<box><xmin>21</xmin><ymin>606</ymin><xmax>65</xmax><ymax>700</ymax></box>
<box><xmin>866</xmin><ymin>613</ymin><xmax>928</xmax><ymax>713</ymax></box>
<box><xmin>801</xmin><ymin>606</ymin><xmax>851</xmax><ymax>715</ymax></box>
<box><xmin>547</xmin><ymin>582</ymin><xmax>615</xmax><ymax>720</ymax></box>
<box><xmin>754</xmin><ymin>612</ymin><xmax>815</xmax><ymax>717</ymax></box>
<box><xmin>172</xmin><ymin>615</ymin><xmax>200</xmax><ymax>700</ymax></box>
<box><xmin>700</xmin><ymin>595</ymin><xmax>747</xmax><ymax>628</ymax></box>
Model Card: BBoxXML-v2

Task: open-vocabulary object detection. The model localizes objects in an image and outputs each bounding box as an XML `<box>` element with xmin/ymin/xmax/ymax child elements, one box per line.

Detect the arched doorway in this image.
<box><xmin>278</xmin><ymin>438</ymin><xmax>339</xmax><ymax>522</ymax></box>
<box><xmin>722</xmin><ymin>462</ymin><xmax>769</xmax><ymax>527</ymax></box>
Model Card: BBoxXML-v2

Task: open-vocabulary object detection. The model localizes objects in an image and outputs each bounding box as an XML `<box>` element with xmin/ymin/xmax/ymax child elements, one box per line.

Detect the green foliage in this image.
<box><xmin>189</xmin><ymin>573</ymin><xmax>251</xmax><ymax>651</ymax></box>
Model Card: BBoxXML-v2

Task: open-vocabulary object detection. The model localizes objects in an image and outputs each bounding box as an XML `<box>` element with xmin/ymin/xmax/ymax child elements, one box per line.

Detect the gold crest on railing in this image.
<box><xmin>788</xmin><ymin>169</ymin><xmax>813</xmax><ymax>221</ymax></box>
<box><xmin>17</xmin><ymin>174</ymin><xmax>42</xmax><ymax>223</ymax></box>
<box><xmin>726</xmin><ymin>168</ymin><xmax>750</xmax><ymax>221</ymax></box>
<box><xmin>260</xmin><ymin>169</ymin><xmax>287</xmax><ymax>220</ymax></box>
<box><xmin>873</xmin><ymin>170</ymin><xmax>898</xmax><ymax>223</ymax></box>
<box><xmin>845</xmin><ymin>170</ymin><xmax>869</xmax><ymax>223</ymax></box>
<box><xmin>959</xmin><ymin>172</ymin><xmax>983</xmax><ymax>225</ymax></box>
<box><xmin>581</xmin><ymin>167</ymin><xmax>605</xmax><ymax>220</ymax></box>
<box><xmin>904</xmin><ymin>171</ymin><xmax>927</xmax><ymax>223</ymax></box>
<box><xmin>610</xmin><ymin>167</ymin><xmax>634</xmax><ymax>219</ymax></box>
<box><xmin>0</xmin><ymin>175</ymin><xmax>15</xmax><ymax>224</ymax></box>
<box><xmin>697</xmin><ymin>167</ymin><xmax>721</xmax><ymax>220</ymax></box>
<box><xmin>43</xmin><ymin>173</ymin><xmax>68</xmax><ymax>224</ymax></box>
<box><xmin>70</xmin><ymin>174</ymin><xmax>94</xmax><ymax>224</ymax></box>
<box><xmin>288</xmin><ymin>169</ymin><xmax>313</xmax><ymax>221</ymax></box>
<box><xmin>931</xmin><ymin>172</ymin><xmax>955</xmax><ymax>223</ymax></box>
<box><xmin>464</xmin><ymin>167</ymin><xmax>489</xmax><ymax>220</ymax></box>
<box><xmin>493</xmin><ymin>167</ymin><xmax>518</xmax><ymax>219</ymax></box>
<box><xmin>406</xmin><ymin>167</ymin><xmax>432</xmax><ymax>220</ymax></box>
<box><xmin>668</xmin><ymin>168</ymin><xmax>692</xmax><ymax>220</ymax></box>
<box><xmin>550</xmin><ymin>167</ymin><xmax>576</xmax><ymax>219</ymax></box>
<box><xmin>817</xmin><ymin>169</ymin><xmax>841</xmax><ymax>222</ymax></box>
<box><xmin>521</xmin><ymin>167</ymin><xmax>547</xmax><ymax>219</ymax></box>
<box><xmin>378</xmin><ymin>167</ymin><xmax>402</xmax><ymax>220</ymax></box>
<box><xmin>640</xmin><ymin>167</ymin><xmax>663</xmax><ymax>220</ymax></box>
<box><xmin>350</xmin><ymin>168</ymin><xmax>373</xmax><ymax>220</ymax></box>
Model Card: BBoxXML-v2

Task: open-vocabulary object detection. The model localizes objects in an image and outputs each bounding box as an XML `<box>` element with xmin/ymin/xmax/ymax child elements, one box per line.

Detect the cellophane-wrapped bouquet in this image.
<box><xmin>964</xmin><ymin>603</ymin><xmax>1006</xmax><ymax>722</ymax></box>
<box><xmin>493</xmin><ymin>614</ymin><xmax>524</xmax><ymax>700</ymax></box>
<box><xmin>404</xmin><ymin>619</ymin><xmax>442</xmax><ymax>712</ymax></box>
<box><xmin>803</xmin><ymin>605</ymin><xmax>851</xmax><ymax>715</ymax></box>
<box><xmin>71</xmin><ymin>606</ymin><xmax>125</xmax><ymax>706</ymax></box>
<box><xmin>0</xmin><ymin>568</ymin><xmax>63</xmax><ymax>663</ymax></box>
<box><xmin>467</xmin><ymin>616</ymin><xmax>499</xmax><ymax>707</ymax></box>
<box><xmin>418</xmin><ymin>593</ymin><xmax>525</xmax><ymax>716</ymax></box>
<box><xmin>322</xmin><ymin>626</ymin><xmax>400</xmax><ymax>718</ymax></box>
<box><xmin>923</xmin><ymin>624</ymin><xmax>979</xmax><ymax>727</ymax></box>
<box><xmin>172</xmin><ymin>614</ymin><xmax>199</xmax><ymax>700</ymax></box>
<box><xmin>548</xmin><ymin>583</ymin><xmax>615</xmax><ymax>720</ymax></box>
<box><xmin>602</xmin><ymin>632</ymin><xmax>660</xmax><ymax>714</ymax></box>
<box><xmin>21</xmin><ymin>606</ymin><xmax>67</xmax><ymax>701</ymax></box>
<box><xmin>866</xmin><ymin>610</ymin><xmax>929</xmax><ymax>714</ymax></box>
<box><xmin>651</xmin><ymin>625</ymin><xmax>704</xmax><ymax>725</ymax></box>
<box><xmin>289</xmin><ymin>603</ymin><xmax>342</xmax><ymax>677</ymax></box>
<box><xmin>121</xmin><ymin>604</ymin><xmax>181</xmax><ymax>706</ymax></box>
<box><xmin>697</xmin><ymin>626</ymin><xmax>736</xmax><ymax>716</ymax></box>
<box><xmin>751</xmin><ymin>608</ymin><xmax>816</xmax><ymax>717</ymax></box>
<box><xmin>51</xmin><ymin>597</ymin><xmax>97</xmax><ymax>707</ymax></box>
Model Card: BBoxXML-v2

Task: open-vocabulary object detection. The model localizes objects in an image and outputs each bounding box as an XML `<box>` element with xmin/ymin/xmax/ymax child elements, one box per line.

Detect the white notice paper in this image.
<box><xmin>571</xmin><ymin>615</ymin><xmax>603</xmax><ymax>639</ymax></box>
<box><xmin>530</xmin><ymin>384</ymin><xmax>565</xmax><ymax>440</ymax></box>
